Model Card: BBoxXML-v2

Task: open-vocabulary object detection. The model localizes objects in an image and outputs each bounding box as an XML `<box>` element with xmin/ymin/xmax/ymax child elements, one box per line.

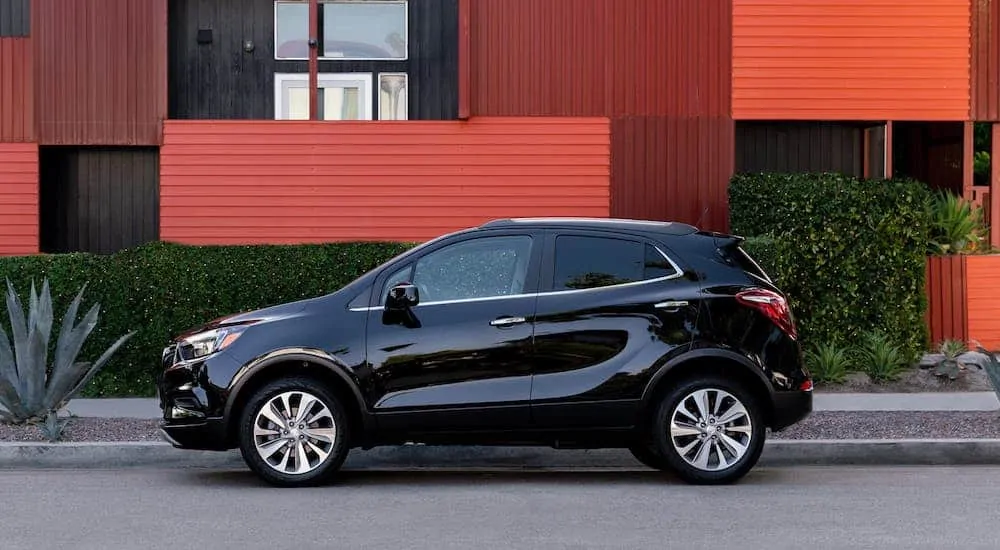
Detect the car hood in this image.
<box><xmin>173</xmin><ymin>297</ymin><xmax>319</xmax><ymax>340</ymax></box>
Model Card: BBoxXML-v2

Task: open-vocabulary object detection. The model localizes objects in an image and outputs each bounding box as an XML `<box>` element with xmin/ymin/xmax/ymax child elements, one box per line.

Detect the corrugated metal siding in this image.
<box><xmin>611</xmin><ymin>117</ymin><xmax>733</xmax><ymax>231</ymax></box>
<box><xmin>34</xmin><ymin>0</ymin><xmax>167</xmax><ymax>145</ymax></box>
<box><xmin>972</xmin><ymin>0</ymin><xmax>1000</xmax><ymax>120</ymax></box>
<box><xmin>39</xmin><ymin>147</ymin><xmax>160</xmax><ymax>255</ymax></box>
<box><xmin>0</xmin><ymin>37</ymin><xmax>31</xmax><ymax>141</ymax></box>
<box><xmin>160</xmin><ymin>118</ymin><xmax>611</xmax><ymax>244</ymax></box>
<box><xmin>925</xmin><ymin>256</ymin><xmax>968</xmax><ymax>346</ymax></box>
<box><xmin>733</xmin><ymin>0</ymin><xmax>971</xmax><ymax>120</ymax></box>
<box><xmin>967</xmin><ymin>255</ymin><xmax>1000</xmax><ymax>349</ymax></box>
<box><xmin>735</xmin><ymin>121</ymin><xmax>865</xmax><ymax>177</ymax></box>
<box><xmin>0</xmin><ymin>0</ymin><xmax>29</xmax><ymax>37</ymax></box>
<box><xmin>467</xmin><ymin>0</ymin><xmax>732</xmax><ymax>230</ymax></box>
<box><xmin>469</xmin><ymin>0</ymin><xmax>730</xmax><ymax>117</ymax></box>
<box><xmin>0</xmin><ymin>142</ymin><xmax>38</xmax><ymax>255</ymax></box>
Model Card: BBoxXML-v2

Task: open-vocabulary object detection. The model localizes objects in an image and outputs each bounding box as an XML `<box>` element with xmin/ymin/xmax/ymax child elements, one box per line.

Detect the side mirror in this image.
<box><xmin>385</xmin><ymin>282</ymin><xmax>419</xmax><ymax>311</ymax></box>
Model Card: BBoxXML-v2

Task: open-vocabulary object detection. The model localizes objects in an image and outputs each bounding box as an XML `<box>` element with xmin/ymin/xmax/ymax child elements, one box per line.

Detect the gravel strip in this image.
<box><xmin>771</xmin><ymin>411</ymin><xmax>1000</xmax><ymax>440</ymax></box>
<box><xmin>5</xmin><ymin>412</ymin><xmax>1000</xmax><ymax>443</ymax></box>
<box><xmin>0</xmin><ymin>418</ymin><xmax>161</xmax><ymax>443</ymax></box>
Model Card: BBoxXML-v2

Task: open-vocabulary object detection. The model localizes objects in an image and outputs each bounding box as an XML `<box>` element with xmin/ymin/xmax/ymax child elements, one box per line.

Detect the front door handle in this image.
<box><xmin>490</xmin><ymin>316</ymin><xmax>527</xmax><ymax>327</ymax></box>
<box><xmin>655</xmin><ymin>300</ymin><xmax>689</xmax><ymax>312</ymax></box>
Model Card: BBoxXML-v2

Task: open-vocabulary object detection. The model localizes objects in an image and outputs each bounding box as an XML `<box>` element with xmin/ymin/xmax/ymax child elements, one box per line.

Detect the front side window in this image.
<box><xmin>553</xmin><ymin>235</ymin><xmax>677</xmax><ymax>290</ymax></box>
<box><xmin>275</xmin><ymin>0</ymin><xmax>408</xmax><ymax>60</ymax></box>
<box><xmin>382</xmin><ymin>236</ymin><xmax>533</xmax><ymax>304</ymax></box>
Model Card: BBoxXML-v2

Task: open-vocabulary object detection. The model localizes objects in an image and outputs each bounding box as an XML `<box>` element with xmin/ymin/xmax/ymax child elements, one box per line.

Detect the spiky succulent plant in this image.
<box><xmin>974</xmin><ymin>343</ymin><xmax>1000</xmax><ymax>404</ymax></box>
<box><xmin>0</xmin><ymin>278</ymin><xmax>133</xmax><ymax>425</ymax></box>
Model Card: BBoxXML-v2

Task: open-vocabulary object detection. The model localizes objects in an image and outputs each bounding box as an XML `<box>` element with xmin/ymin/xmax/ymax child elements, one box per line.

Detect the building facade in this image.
<box><xmin>0</xmin><ymin>0</ymin><xmax>998</xmax><ymax>255</ymax></box>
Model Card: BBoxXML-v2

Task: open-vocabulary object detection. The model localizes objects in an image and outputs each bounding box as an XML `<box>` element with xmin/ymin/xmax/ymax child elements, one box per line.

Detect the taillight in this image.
<box><xmin>735</xmin><ymin>288</ymin><xmax>798</xmax><ymax>340</ymax></box>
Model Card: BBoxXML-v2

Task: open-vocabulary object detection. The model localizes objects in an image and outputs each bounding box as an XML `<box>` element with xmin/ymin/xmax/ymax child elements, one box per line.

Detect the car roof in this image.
<box><xmin>478</xmin><ymin>217</ymin><xmax>699</xmax><ymax>236</ymax></box>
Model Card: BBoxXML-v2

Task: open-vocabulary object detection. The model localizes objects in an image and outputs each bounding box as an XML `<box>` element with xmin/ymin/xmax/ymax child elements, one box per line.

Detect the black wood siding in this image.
<box><xmin>40</xmin><ymin>147</ymin><xmax>160</xmax><ymax>255</ymax></box>
<box><xmin>735</xmin><ymin>121</ymin><xmax>866</xmax><ymax>177</ymax></box>
<box><xmin>168</xmin><ymin>0</ymin><xmax>458</xmax><ymax>120</ymax></box>
<box><xmin>0</xmin><ymin>0</ymin><xmax>29</xmax><ymax>37</ymax></box>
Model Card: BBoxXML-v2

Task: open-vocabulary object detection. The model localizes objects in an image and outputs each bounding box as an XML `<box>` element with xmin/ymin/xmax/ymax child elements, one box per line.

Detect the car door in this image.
<box><xmin>530</xmin><ymin>230</ymin><xmax>701</xmax><ymax>429</ymax></box>
<box><xmin>365</xmin><ymin>230</ymin><xmax>542</xmax><ymax>433</ymax></box>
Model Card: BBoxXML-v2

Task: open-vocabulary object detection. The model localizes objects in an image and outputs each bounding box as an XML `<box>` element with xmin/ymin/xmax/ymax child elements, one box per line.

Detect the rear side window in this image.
<box><xmin>553</xmin><ymin>235</ymin><xmax>678</xmax><ymax>290</ymax></box>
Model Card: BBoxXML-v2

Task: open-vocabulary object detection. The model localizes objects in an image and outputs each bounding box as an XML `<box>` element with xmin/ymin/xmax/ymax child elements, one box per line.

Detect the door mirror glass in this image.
<box><xmin>385</xmin><ymin>282</ymin><xmax>419</xmax><ymax>311</ymax></box>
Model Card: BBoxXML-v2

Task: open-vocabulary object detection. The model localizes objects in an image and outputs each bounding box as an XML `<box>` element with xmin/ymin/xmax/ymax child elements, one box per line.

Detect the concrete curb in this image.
<box><xmin>3</xmin><ymin>439</ymin><xmax>1000</xmax><ymax>470</ymax></box>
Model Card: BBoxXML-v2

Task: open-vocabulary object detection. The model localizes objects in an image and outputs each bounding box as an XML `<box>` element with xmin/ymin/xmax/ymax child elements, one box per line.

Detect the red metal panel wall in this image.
<box><xmin>972</xmin><ymin>0</ymin><xmax>1000</xmax><ymax>120</ymax></box>
<box><xmin>612</xmin><ymin>117</ymin><xmax>734</xmax><ymax>231</ymax></box>
<box><xmin>0</xmin><ymin>143</ymin><xmax>38</xmax><ymax>255</ymax></box>
<box><xmin>467</xmin><ymin>0</ymin><xmax>732</xmax><ymax>231</ymax></box>
<box><xmin>925</xmin><ymin>255</ymin><xmax>968</xmax><ymax>346</ymax></box>
<box><xmin>967</xmin><ymin>255</ymin><xmax>1000</xmax><ymax>350</ymax></box>
<box><xmin>33</xmin><ymin>0</ymin><xmax>167</xmax><ymax>145</ymax></box>
<box><xmin>160</xmin><ymin>118</ymin><xmax>611</xmax><ymax>244</ymax></box>
<box><xmin>734</xmin><ymin>0</ymin><xmax>971</xmax><ymax>121</ymax></box>
<box><xmin>0</xmin><ymin>38</ymin><xmax>32</xmax><ymax>142</ymax></box>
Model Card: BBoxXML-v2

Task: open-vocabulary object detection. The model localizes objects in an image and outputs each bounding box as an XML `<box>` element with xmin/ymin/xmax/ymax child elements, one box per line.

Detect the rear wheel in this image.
<box><xmin>237</xmin><ymin>377</ymin><xmax>350</xmax><ymax>487</ymax></box>
<box><xmin>650</xmin><ymin>376</ymin><xmax>766</xmax><ymax>485</ymax></box>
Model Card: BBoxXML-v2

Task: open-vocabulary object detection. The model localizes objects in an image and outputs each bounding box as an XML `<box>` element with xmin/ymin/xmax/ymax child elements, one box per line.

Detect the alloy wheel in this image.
<box><xmin>252</xmin><ymin>390</ymin><xmax>338</xmax><ymax>475</ymax></box>
<box><xmin>668</xmin><ymin>388</ymin><xmax>753</xmax><ymax>471</ymax></box>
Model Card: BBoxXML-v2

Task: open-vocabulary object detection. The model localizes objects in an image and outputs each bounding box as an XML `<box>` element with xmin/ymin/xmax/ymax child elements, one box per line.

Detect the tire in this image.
<box><xmin>237</xmin><ymin>376</ymin><xmax>351</xmax><ymax>487</ymax></box>
<box><xmin>650</xmin><ymin>375</ymin><xmax>766</xmax><ymax>485</ymax></box>
<box><xmin>628</xmin><ymin>443</ymin><xmax>670</xmax><ymax>471</ymax></box>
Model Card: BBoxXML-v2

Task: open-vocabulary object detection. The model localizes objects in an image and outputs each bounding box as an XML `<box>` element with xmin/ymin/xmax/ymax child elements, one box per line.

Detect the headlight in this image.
<box><xmin>179</xmin><ymin>326</ymin><xmax>248</xmax><ymax>360</ymax></box>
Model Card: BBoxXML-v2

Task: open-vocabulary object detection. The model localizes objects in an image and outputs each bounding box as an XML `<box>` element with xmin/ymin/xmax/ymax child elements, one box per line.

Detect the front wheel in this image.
<box><xmin>651</xmin><ymin>376</ymin><xmax>766</xmax><ymax>485</ymax></box>
<box><xmin>237</xmin><ymin>377</ymin><xmax>351</xmax><ymax>487</ymax></box>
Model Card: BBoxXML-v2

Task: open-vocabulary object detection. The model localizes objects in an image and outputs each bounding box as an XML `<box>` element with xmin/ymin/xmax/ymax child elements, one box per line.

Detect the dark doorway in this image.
<box><xmin>39</xmin><ymin>146</ymin><xmax>160</xmax><ymax>254</ymax></box>
<box><xmin>891</xmin><ymin>122</ymin><xmax>965</xmax><ymax>194</ymax></box>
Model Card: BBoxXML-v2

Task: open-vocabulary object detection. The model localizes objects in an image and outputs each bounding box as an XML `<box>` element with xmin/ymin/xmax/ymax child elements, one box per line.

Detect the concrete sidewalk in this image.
<box><xmin>63</xmin><ymin>391</ymin><xmax>1000</xmax><ymax>419</ymax></box>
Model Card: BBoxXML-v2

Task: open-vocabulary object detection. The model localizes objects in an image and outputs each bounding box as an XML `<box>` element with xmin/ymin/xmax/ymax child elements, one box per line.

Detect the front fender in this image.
<box><xmin>223</xmin><ymin>347</ymin><xmax>372</xmax><ymax>430</ymax></box>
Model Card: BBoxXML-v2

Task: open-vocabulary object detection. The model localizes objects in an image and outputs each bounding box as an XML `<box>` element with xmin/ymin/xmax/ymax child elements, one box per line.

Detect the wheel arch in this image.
<box><xmin>223</xmin><ymin>348</ymin><xmax>372</xmax><ymax>448</ymax></box>
<box><xmin>638</xmin><ymin>348</ymin><xmax>776</xmax><ymax>429</ymax></box>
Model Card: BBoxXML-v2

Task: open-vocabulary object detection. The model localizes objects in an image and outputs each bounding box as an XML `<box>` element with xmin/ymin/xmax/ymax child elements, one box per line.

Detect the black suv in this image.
<box><xmin>157</xmin><ymin>218</ymin><xmax>811</xmax><ymax>486</ymax></box>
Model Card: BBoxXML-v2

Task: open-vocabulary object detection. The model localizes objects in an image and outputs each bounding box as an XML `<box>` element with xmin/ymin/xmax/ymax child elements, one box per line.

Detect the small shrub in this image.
<box><xmin>855</xmin><ymin>330</ymin><xmax>909</xmax><ymax>383</ymax></box>
<box><xmin>932</xmin><ymin>339</ymin><xmax>973</xmax><ymax>380</ymax></box>
<box><xmin>803</xmin><ymin>341</ymin><xmax>852</xmax><ymax>384</ymax></box>
<box><xmin>928</xmin><ymin>191</ymin><xmax>988</xmax><ymax>255</ymax></box>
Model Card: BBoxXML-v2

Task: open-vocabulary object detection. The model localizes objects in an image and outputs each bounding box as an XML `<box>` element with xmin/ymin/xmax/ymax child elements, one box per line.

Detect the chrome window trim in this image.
<box><xmin>349</xmin><ymin>245</ymin><xmax>684</xmax><ymax>312</ymax></box>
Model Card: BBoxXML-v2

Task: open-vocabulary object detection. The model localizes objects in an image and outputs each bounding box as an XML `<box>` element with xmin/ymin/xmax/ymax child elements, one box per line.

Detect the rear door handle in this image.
<box><xmin>490</xmin><ymin>316</ymin><xmax>527</xmax><ymax>327</ymax></box>
<box><xmin>655</xmin><ymin>300</ymin><xmax>689</xmax><ymax>312</ymax></box>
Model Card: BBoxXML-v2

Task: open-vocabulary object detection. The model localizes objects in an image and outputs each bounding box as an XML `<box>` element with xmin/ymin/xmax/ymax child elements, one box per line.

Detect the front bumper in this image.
<box><xmin>770</xmin><ymin>389</ymin><xmax>813</xmax><ymax>431</ymax></box>
<box><xmin>159</xmin><ymin>418</ymin><xmax>230</xmax><ymax>451</ymax></box>
<box><xmin>157</xmin><ymin>343</ymin><xmax>235</xmax><ymax>451</ymax></box>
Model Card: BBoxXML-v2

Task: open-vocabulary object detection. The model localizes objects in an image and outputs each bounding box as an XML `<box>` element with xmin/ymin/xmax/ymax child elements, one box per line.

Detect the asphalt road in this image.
<box><xmin>2</xmin><ymin>466</ymin><xmax>999</xmax><ymax>549</ymax></box>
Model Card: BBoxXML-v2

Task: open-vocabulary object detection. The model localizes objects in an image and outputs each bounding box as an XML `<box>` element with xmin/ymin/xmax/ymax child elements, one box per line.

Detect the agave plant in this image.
<box><xmin>973</xmin><ymin>342</ymin><xmax>1000</xmax><ymax>404</ymax></box>
<box><xmin>0</xmin><ymin>278</ymin><xmax>133</xmax><ymax>429</ymax></box>
<box><xmin>933</xmin><ymin>339</ymin><xmax>974</xmax><ymax>380</ymax></box>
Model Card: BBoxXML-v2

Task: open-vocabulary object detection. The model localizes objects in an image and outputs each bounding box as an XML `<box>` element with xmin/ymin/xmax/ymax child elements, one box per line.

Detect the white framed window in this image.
<box><xmin>274</xmin><ymin>73</ymin><xmax>373</xmax><ymax>120</ymax></box>
<box><xmin>378</xmin><ymin>73</ymin><xmax>408</xmax><ymax>120</ymax></box>
<box><xmin>274</xmin><ymin>0</ymin><xmax>408</xmax><ymax>61</ymax></box>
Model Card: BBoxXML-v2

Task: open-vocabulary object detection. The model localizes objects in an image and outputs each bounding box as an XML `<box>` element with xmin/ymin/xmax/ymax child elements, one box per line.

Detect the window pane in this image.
<box><xmin>275</xmin><ymin>2</ymin><xmax>309</xmax><ymax>59</ymax></box>
<box><xmin>379</xmin><ymin>73</ymin><xmax>408</xmax><ymax>120</ymax></box>
<box><xmin>643</xmin><ymin>244</ymin><xmax>677</xmax><ymax>279</ymax></box>
<box><xmin>321</xmin><ymin>86</ymin><xmax>362</xmax><ymax>120</ymax></box>
<box><xmin>322</xmin><ymin>1</ymin><xmax>407</xmax><ymax>59</ymax></box>
<box><xmin>285</xmin><ymin>86</ymin><xmax>310</xmax><ymax>120</ymax></box>
<box><xmin>412</xmin><ymin>236</ymin><xmax>533</xmax><ymax>302</ymax></box>
<box><xmin>553</xmin><ymin>236</ymin><xmax>643</xmax><ymax>290</ymax></box>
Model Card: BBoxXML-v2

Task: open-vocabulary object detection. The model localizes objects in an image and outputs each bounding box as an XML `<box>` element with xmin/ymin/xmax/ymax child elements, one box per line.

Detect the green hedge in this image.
<box><xmin>731</xmin><ymin>172</ymin><xmax>933</xmax><ymax>360</ymax></box>
<box><xmin>0</xmin><ymin>241</ymin><xmax>414</xmax><ymax>397</ymax></box>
